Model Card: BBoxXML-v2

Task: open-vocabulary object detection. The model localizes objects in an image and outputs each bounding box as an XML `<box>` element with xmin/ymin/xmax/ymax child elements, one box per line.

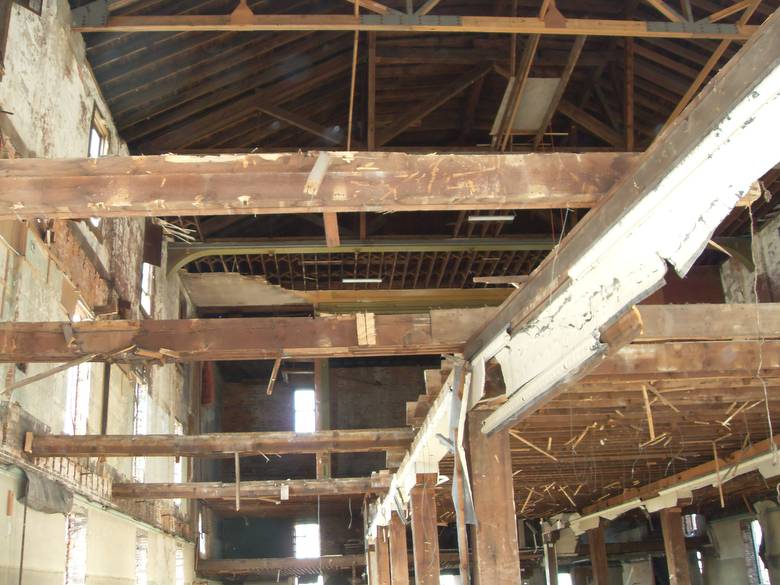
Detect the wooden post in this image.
<box><xmin>388</xmin><ymin>513</ymin><xmax>410</xmax><ymax>585</ymax></box>
<box><xmin>410</xmin><ymin>473</ymin><xmax>440</xmax><ymax>585</ymax></box>
<box><xmin>367</xmin><ymin>32</ymin><xmax>377</xmax><ymax>149</ymax></box>
<box><xmin>660</xmin><ymin>507</ymin><xmax>692</xmax><ymax>585</ymax></box>
<box><xmin>467</xmin><ymin>409</ymin><xmax>521</xmax><ymax>585</ymax></box>
<box><xmin>375</xmin><ymin>526</ymin><xmax>392</xmax><ymax>585</ymax></box>
<box><xmin>314</xmin><ymin>359</ymin><xmax>332</xmax><ymax>479</ymax></box>
<box><xmin>587</xmin><ymin>525</ymin><xmax>609</xmax><ymax>585</ymax></box>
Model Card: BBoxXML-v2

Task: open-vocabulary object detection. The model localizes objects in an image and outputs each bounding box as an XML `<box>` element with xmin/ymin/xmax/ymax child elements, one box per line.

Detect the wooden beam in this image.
<box><xmin>346</xmin><ymin>0</ymin><xmax>402</xmax><ymax>16</ymax></box>
<box><xmin>376</xmin><ymin>62</ymin><xmax>492</xmax><ymax>146</ymax></box>
<box><xmin>27</xmin><ymin>428</ymin><xmax>414</xmax><ymax>457</ymax></box>
<box><xmin>625</xmin><ymin>38</ymin><xmax>635</xmax><ymax>151</ymax></box>
<box><xmin>367</xmin><ymin>32</ymin><xmax>377</xmax><ymax>149</ymax></box>
<box><xmin>375</xmin><ymin>526</ymin><xmax>393</xmax><ymax>585</ymax></box>
<box><xmin>587</xmin><ymin>525</ymin><xmax>610</xmax><ymax>585</ymax></box>
<box><xmin>702</xmin><ymin>1</ymin><xmax>753</xmax><ymax>23</ymax></box>
<box><xmin>410</xmin><ymin>473</ymin><xmax>440</xmax><ymax>585</ymax></box>
<box><xmin>257</xmin><ymin>103</ymin><xmax>347</xmax><ymax>146</ymax></box>
<box><xmin>659</xmin><ymin>508</ymin><xmax>692</xmax><ymax>585</ymax></box>
<box><xmin>662</xmin><ymin>0</ymin><xmax>763</xmax><ymax>129</ymax></box>
<box><xmin>112</xmin><ymin>476</ymin><xmax>389</xmax><ymax>499</ymax></box>
<box><xmin>198</xmin><ymin>555</ymin><xmax>367</xmax><ymax>577</ymax></box>
<box><xmin>558</xmin><ymin>99</ymin><xmax>624</xmax><ymax>147</ymax></box>
<box><xmin>533</xmin><ymin>36</ymin><xmax>587</xmax><ymax>150</ymax></box>
<box><xmin>72</xmin><ymin>15</ymin><xmax>756</xmax><ymax>39</ymax></box>
<box><xmin>415</xmin><ymin>0</ymin><xmax>441</xmax><ymax>16</ymax></box>
<box><xmin>323</xmin><ymin>212</ymin><xmax>341</xmax><ymax>248</ymax></box>
<box><xmin>265</xmin><ymin>357</ymin><xmax>282</xmax><ymax>395</ymax></box>
<box><xmin>496</xmin><ymin>35</ymin><xmax>540</xmax><ymax>151</ymax></box>
<box><xmin>468</xmin><ymin>409</ymin><xmax>522</xmax><ymax>585</ymax></box>
<box><xmin>388</xmin><ymin>512</ymin><xmax>410</xmax><ymax>585</ymax></box>
<box><xmin>1</xmin><ymin>304</ymin><xmax>779</xmax><ymax>364</ymax></box>
<box><xmin>0</xmin><ymin>151</ymin><xmax>638</xmax><ymax>219</ymax></box>
<box><xmin>643</xmin><ymin>0</ymin><xmax>686</xmax><ymax>22</ymax></box>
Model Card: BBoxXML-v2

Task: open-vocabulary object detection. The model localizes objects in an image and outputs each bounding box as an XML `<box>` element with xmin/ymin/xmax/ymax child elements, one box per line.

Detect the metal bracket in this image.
<box><xmin>71</xmin><ymin>0</ymin><xmax>109</xmax><ymax>28</ymax></box>
<box><xmin>361</xmin><ymin>14</ymin><xmax>461</xmax><ymax>27</ymax></box>
<box><xmin>645</xmin><ymin>21</ymin><xmax>738</xmax><ymax>35</ymax></box>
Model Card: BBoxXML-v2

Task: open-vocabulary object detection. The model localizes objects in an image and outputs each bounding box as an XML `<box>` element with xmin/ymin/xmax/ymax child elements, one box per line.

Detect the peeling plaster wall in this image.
<box><xmin>0</xmin><ymin>467</ymin><xmax>196</xmax><ymax>585</ymax></box>
<box><xmin>721</xmin><ymin>212</ymin><xmax>780</xmax><ymax>303</ymax></box>
<box><xmin>0</xmin><ymin>0</ymin><xmax>196</xmax><ymax>581</ymax></box>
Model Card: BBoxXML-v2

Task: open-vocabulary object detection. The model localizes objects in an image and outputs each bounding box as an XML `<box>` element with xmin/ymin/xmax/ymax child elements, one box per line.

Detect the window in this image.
<box><xmin>88</xmin><ymin>107</ymin><xmax>109</xmax><ymax>159</ymax></box>
<box><xmin>175</xmin><ymin>545</ymin><xmax>185</xmax><ymax>585</ymax></box>
<box><xmin>557</xmin><ymin>573</ymin><xmax>573</xmax><ymax>585</ymax></box>
<box><xmin>140</xmin><ymin>262</ymin><xmax>154</xmax><ymax>316</ymax></box>
<box><xmin>173</xmin><ymin>419</ymin><xmax>184</xmax><ymax>509</ymax></box>
<box><xmin>743</xmin><ymin>519</ymin><xmax>771</xmax><ymax>585</ymax></box>
<box><xmin>135</xmin><ymin>530</ymin><xmax>148</xmax><ymax>585</ymax></box>
<box><xmin>132</xmin><ymin>383</ymin><xmax>149</xmax><ymax>482</ymax></box>
<box><xmin>294</xmin><ymin>389</ymin><xmax>316</xmax><ymax>433</ymax></box>
<box><xmin>64</xmin><ymin>304</ymin><xmax>92</xmax><ymax>435</ymax></box>
<box><xmin>198</xmin><ymin>511</ymin><xmax>207</xmax><ymax>557</ymax></box>
<box><xmin>64</xmin><ymin>509</ymin><xmax>87</xmax><ymax>585</ymax></box>
<box><xmin>294</xmin><ymin>523</ymin><xmax>322</xmax><ymax>585</ymax></box>
<box><xmin>440</xmin><ymin>576</ymin><xmax>461</xmax><ymax>585</ymax></box>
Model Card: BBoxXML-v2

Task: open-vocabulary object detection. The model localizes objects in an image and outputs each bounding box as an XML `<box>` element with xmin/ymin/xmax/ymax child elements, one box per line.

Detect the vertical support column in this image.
<box><xmin>375</xmin><ymin>526</ymin><xmax>393</xmax><ymax>585</ymax></box>
<box><xmin>543</xmin><ymin>532</ymin><xmax>559</xmax><ymax>585</ymax></box>
<box><xmin>388</xmin><ymin>512</ymin><xmax>410</xmax><ymax>585</ymax></box>
<box><xmin>624</xmin><ymin>37</ymin><xmax>635</xmax><ymax>151</ymax></box>
<box><xmin>660</xmin><ymin>507</ymin><xmax>692</xmax><ymax>585</ymax></box>
<box><xmin>467</xmin><ymin>409</ymin><xmax>521</xmax><ymax>585</ymax></box>
<box><xmin>410</xmin><ymin>473</ymin><xmax>440</xmax><ymax>585</ymax></box>
<box><xmin>587</xmin><ymin>525</ymin><xmax>609</xmax><ymax>585</ymax></box>
<box><xmin>367</xmin><ymin>32</ymin><xmax>377</xmax><ymax>150</ymax></box>
<box><xmin>314</xmin><ymin>359</ymin><xmax>331</xmax><ymax>479</ymax></box>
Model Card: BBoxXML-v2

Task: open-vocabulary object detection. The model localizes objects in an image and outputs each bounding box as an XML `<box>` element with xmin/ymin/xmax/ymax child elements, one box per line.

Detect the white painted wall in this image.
<box><xmin>0</xmin><ymin>467</ymin><xmax>196</xmax><ymax>585</ymax></box>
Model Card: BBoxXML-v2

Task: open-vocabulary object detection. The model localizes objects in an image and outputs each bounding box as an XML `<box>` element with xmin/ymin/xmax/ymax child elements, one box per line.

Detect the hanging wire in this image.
<box><xmin>748</xmin><ymin>204</ymin><xmax>776</xmax><ymax>463</ymax></box>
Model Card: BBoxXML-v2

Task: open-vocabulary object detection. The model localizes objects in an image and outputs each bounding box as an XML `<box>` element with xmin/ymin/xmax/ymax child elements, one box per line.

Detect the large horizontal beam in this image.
<box><xmin>72</xmin><ymin>13</ymin><xmax>755</xmax><ymax>39</ymax></box>
<box><xmin>112</xmin><ymin>476</ymin><xmax>389</xmax><ymax>500</ymax></box>
<box><xmin>0</xmin><ymin>305</ymin><xmax>778</xmax><ymax>364</ymax></box>
<box><xmin>0</xmin><ymin>152</ymin><xmax>636</xmax><ymax>219</ymax></box>
<box><xmin>26</xmin><ymin>428</ymin><xmax>413</xmax><ymax>457</ymax></box>
<box><xmin>197</xmin><ymin>555</ymin><xmax>367</xmax><ymax>577</ymax></box>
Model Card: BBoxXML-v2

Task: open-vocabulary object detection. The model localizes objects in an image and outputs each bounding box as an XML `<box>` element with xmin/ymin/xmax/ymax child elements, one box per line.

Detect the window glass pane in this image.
<box><xmin>294</xmin><ymin>523</ymin><xmax>320</xmax><ymax>559</ymax></box>
<box><xmin>294</xmin><ymin>389</ymin><xmax>316</xmax><ymax>433</ymax></box>
<box><xmin>64</xmin><ymin>304</ymin><xmax>92</xmax><ymax>435</ymax></box>
<box><xmin>140</xmin><ymin>262</ymin><xmax>154</xmax><ymax>315</ymax></box>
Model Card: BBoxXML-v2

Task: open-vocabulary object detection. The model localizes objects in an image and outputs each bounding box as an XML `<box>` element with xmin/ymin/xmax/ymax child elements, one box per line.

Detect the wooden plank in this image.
<box><xmin>625</xmin><ymin>38</ymin><xmax>635</xmax><ymax>151</ymax></box>
<box><xmin>72</xmin><ymin>15</ymin><xmax>757</xmax><ymax>39</ymax></box>
<box><xmin>323</xmin><ymin>212</ymin><xmax>341</xmax><ymax>248</ymax></box>
<box><xmin>409</xmin><ymin>473</ymin><xmax>440</xmax><ymax>585</ymax></box>
<box><xmin>257</xmin><ymin>103</ymin><xmax>345</xmax><ymax>146</ymax></box>
<box><xmin>27</xmin><ymin>428</ymin><xmax>414</xmax><ymax>457</ymax></box>
<box><xmin>112</xmin><ymin>476</ymin><xmax>389</xmax><ymax>499</ymax></box>
<box><xmin>659</xmin><ymin>508</ymin><xmax>692</xmax><ymax>585</ymax></box>
<box><xmin>265</xmin><ymin>357</ymin><xmax>282</xmax><ymax>395</ymax></box>
<box><xmin>376</xmin><ymin>63</ymin><xmax>492</xmax><ymax>146</ymax></box>
<box><xmin>0</xmin><ymin>151</ymin><xmax>638</xmax><ymax>219</ymax></box>
<box><xmin>468</xmin><ymin>409</ymin><xmax>521</xmax><ymax>585</ymax></box>
<box><xmin>388</xmin><ymin>512</ymin><xmax>411</xmax><ymax>585</ymax></box>
<box><xmin>587</xmin><ymin>525</ymin><xmax>610</xmax><ymax>585</ymax></box>
<box><xmin>367</xmin><ymin>32</ymin><xmax>377</xmax><ymax>149</ymax></box>
<box><xmin>346</xmin><ymin>0</ymin><xmax>402</xmax><ymax>15</ymax></box>
<box><xmin>375</xmin><ymin>526</ymin><xmax>393</xmax><ymax>585</ymax></box>
<box><xmin>496</xmin><ymin>35</ymin><xmax>540</xmax><ymax>151</ymax></box>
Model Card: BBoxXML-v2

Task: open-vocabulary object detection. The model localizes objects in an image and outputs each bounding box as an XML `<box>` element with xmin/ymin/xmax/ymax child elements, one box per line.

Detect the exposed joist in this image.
<box><xmin>323</xmin><ymin>212</ymin><xmax>341</xmax><ymax>247</ymax></box>
<box><xmin>643</xmin><ymin>0</ymin><xmax>686</xmax><ymax>23</ymax></box>
<box><xmin>464</xmin><ymin>8</ymin><xmax>780</xmax><ymax>435</ymax></box>
<box><xmin>71</xmin><ymin>14</ymin><xmax>756</xmax><ymax>39</ymax></box>
<box><xmin>257</xmin><ymin>103</ymin><xmax>345</xmax><ymax>146</ymax></box>
<box><xmin>558</xmin><ymin>99</ymin><xmax>624</xmax><ymax>147</ymax></box>
<box><xmin>198</xmin><ymin>555</ymin><xmax>367</xmax><ymax>577</ymax></box>
<box><xmin>112</xmin><ymin>476</ymin><xmax>389</xmax><ymax>499</ymax></box>
<box><xmin>26</xmin><ymin>428</ymin><xmax>414</xmax><ymax>457</ymax></box>
<box><xmin>0</xmin><ymin>151</ymin><xmax>638</xmax><ymax>219</ymax></box>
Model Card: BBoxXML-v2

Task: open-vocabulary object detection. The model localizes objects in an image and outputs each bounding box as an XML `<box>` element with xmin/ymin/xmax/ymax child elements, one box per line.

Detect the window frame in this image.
<box><xmin>87</xmin><ymin>103</ymin><xmax>109</xmax><ymax>159</ymax></box>
<box><xmin>64</xmin><ymin>302</ymin><xmax>93</xmax><ymax>436</ymax></box>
